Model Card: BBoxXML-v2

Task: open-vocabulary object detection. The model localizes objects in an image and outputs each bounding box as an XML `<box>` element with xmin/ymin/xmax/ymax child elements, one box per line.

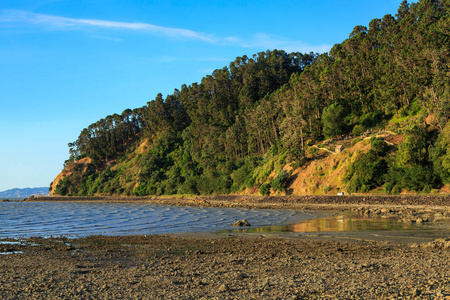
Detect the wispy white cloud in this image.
<box><xmin>241</xmin><ymin>33</ymin><xmax>332</xmax><ymax>53</ymax></box>
<box><xmin>0</xmin><ymin>10</ymin><xmax>216</xmax><ymax>42</ymax></box>
<box><xmin>207</xmin><ymin>32</ymin><xmax>331</xmax><ymax>53</ymax></box>
<box><xmin>92</xmin><ymin>35</ymin><xmax>123</xmax><ymax>42</ymax></box>
<box><xmin>0</xmin><ymin>10</ymin><xmax>331</xmax><ymax>53</ymax></box>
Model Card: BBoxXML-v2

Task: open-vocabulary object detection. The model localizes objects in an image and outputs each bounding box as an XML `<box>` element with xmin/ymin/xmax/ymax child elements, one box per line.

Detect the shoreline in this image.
<box><xmin>2</xmin><ymin>195</ymin><xmax>450</xmax><ymax>298</ymax></box>
<box><xmin>25</xmin><ymin>194</ymin><xmax>450</xmax><ymax>209</ymax></box>
<box><xmin>1</xmin><ymin>234</ymin><xmax>449</xmax><ymax>299</ymax></box>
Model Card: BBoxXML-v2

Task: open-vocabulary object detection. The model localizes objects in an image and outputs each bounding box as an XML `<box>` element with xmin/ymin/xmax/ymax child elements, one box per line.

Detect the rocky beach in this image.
<box><xmin>1</xmin><ymin>235</ymin><xmax>449</xmax><ymax>299</ymax></box>
<box><xmin>1</xmin><ymin>195</ymin><xmax>449</xmax><ymax>299</ymax></box>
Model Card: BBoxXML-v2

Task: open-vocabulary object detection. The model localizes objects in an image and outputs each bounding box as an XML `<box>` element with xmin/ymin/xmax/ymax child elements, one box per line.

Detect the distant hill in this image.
<box><xmin>0</xmin><ymin>187</ymin><xmax>49</xmax><ymax>198</ymax></box>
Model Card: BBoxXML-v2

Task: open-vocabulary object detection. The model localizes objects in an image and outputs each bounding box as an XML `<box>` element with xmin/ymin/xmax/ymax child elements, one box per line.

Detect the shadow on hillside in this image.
<box><xmin>285</xmin><ymin>173</ymin><xmax>298</xmax><ymax>195</ymax></box>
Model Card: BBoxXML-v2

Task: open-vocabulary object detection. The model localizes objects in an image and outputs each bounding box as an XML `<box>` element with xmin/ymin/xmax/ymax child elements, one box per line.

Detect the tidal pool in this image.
<box><xmin>223</xmin><ymin>213</ymin><xmax>450</xmax><ymax>243</ymax></box>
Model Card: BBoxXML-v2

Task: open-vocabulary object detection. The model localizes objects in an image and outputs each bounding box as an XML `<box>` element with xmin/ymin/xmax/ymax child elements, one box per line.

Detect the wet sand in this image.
<box><xmin>1</xmin><ymin>195</ymin><xmax>448</xmax><ymax>299</ymax></box>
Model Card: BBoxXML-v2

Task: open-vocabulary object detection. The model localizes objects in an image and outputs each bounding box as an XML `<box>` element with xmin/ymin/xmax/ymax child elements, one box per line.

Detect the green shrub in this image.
<box><xmin>430</xmin><ymin>122</ymin><xmax>450</xmax><ymax>183</ymax></box>
<box><xmin>346</xmin><ymin>150</ymin><xmax>388</xmax><ymax>193</ymax></box>
<box><xmin>322</xmin><ymin>103</ymin><xmax>347</xmax><ymax>138</ymax></box>
<box><xmin>308</xmin><ymin>147</ymin><xmax>318</xmax><ymax>156</ymax></box>
<box><xmin>391</xmin><ymin>185</ymin><xmax>401</xmax><ymax>194</ymax></box>
<box><xmin>271</xmin><ymin>169</ymin><xmax>290</xmax><ymax>192</ymax></box>
<box><xmin>384</xmin><ymin>166</ymin><xmax>440</xmax><ymax>193</ymax></box>
<box><xmin>230</xmin><ymin>156</ymin><xmax>262</xmax><ymax>192</ymax></box>
<box><xmin>352</xmin><ymin>124</ymin><xmax>365</xmax><ymax>136</ymax></box>
<box><xmin>360</xmin><ymin>110</ymin><xmax>385</xmax><ymax>128</ymax></box>
<box><xmin>396</xmin><ymin>124</ymin><xmax>429</xmax><ymax>168</ymax></box>
<box><xmin>371</xmin><ymin>137</ymin><xmax>389</xmax><ymax>156</ymax></box>
<box><xmin>178</xmin><ymin>176</ymin><xmax>199</xmax><ymax>195</ymax></box>
<box><xmin>260</xmin><ymin>183</ymin><xmax>271</xmax><ymax>196</ymax></box>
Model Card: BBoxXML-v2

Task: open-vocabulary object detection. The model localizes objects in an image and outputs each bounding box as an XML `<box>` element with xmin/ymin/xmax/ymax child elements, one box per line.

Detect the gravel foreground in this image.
<box><xmin>2</xmin><ymin>195</ymin><xmax>449</xmax><ymax>299</ymax></box>
<box><xmin>0</xmin><ymin>235</ymin><xmax>449</xmax><ymax>299</ymax></box>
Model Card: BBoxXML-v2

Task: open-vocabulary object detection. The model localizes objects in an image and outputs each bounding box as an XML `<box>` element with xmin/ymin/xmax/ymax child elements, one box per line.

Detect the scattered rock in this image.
<box><xmin>219</xmin><ymin>284</ymin><xmax>229</xmax><ymax>292</ymax></box>
<box><xmin>415</xmin><ymin>238</ymin><xmax>450</xmax><ymax>250</ymax></box>
<box><xmin>231</xmin><ymin>220</ymin><xmax>251</xmax><ymax>227</ymax></box>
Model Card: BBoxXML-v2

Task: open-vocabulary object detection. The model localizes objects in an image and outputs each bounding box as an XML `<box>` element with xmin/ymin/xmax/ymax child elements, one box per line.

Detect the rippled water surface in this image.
<box><xmin>0</xmin><ymin>202</ymin><xmax>317</xmax><ymax>238</ymax></box>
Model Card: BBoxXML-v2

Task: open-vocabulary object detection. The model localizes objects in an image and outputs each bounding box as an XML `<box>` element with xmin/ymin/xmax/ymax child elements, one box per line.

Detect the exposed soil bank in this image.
<box><xmin>1</xmin><ymin>235</ymin><xmax>449</xmax><ymax>299</ymax></box>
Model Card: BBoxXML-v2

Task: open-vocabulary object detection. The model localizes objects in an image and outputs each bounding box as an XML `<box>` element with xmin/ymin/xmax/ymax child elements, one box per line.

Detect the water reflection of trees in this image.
<box><xmin>288</xmin><ymin>216</ymin><xmax>413</xmax><ymax>232</ymax></box>
<box><xmin>234</xmin><ymin>215</ymin><xmax>416</xmax><ymax>234</ymax></box>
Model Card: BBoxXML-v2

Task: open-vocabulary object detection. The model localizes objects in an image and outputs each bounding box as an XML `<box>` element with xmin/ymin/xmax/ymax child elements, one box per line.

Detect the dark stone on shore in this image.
<box><xmin>219</xmin><ymin>284</ymin><xmax>229</xmax><ymax>292</ymax></box>
<box><xmin>231</xmin><ymin>220</ymin><xmax>251</xmax><ymax>227</ymax></box>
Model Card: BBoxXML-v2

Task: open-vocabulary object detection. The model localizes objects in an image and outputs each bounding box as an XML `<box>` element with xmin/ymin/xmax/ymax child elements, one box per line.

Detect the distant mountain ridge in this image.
<box><xmin>0</xmin><ymin>187</ymin><xmax>49</xmax><ymax>198</ymax></box>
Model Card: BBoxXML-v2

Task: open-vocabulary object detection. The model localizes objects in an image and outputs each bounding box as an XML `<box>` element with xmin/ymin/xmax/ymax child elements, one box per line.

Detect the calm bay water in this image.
<box><xmin>0</xmin><ymin>201</ymin><xmax>317</xmax><ymax>238</ymax></box>
<box><xmin>2</xmin><ymin>202</ymin><xmax>448</xmax><ymax>242</ymax></box>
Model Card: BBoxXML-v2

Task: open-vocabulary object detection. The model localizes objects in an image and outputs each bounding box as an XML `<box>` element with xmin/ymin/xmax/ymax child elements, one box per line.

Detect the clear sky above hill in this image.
<box><xmin>0</xmin><ymin>0</ymin><xmax>406</xmax><ymax>191</ymax></box>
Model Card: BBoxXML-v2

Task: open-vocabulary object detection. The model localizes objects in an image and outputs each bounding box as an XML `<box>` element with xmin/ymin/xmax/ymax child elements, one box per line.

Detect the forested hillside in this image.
<box><xmin>51</xmin><ymin>0</ymin><xmax>450</xmax><ymax>196</ymax></box>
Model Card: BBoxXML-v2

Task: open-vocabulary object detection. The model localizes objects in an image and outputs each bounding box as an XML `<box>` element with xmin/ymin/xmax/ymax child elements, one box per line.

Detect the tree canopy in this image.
<box><xmin>53</xmin><ymin>0</ymin><xmax>450</xmax><ymax>196</ymax></box>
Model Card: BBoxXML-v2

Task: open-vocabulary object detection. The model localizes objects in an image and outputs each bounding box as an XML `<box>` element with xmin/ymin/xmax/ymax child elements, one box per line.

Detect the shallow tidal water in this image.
<box><xmin>0</xmin><ymin>201</ymin><xmax>318</xmax><ymax>238</ymax></box>
<box><xmin>224</xmin><ymin>213</ymin><xmax>450</xmax><ymax>244</ymax></box>
<box><xmin>1</xmin><ymin>201</ymin><xmax>448</xmax><ymax>242</ymax></box>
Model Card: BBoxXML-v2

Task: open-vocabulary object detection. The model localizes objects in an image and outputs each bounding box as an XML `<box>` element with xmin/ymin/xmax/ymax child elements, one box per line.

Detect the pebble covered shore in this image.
<box><xmin>0</xmin><ymin>235</ymin><xmax>449</xmax><ymax>299</ymax></box>
<box><xmin>1</xmin><ymin>195</ymin><xmax>448</xmax><ymax>299</ymax></box>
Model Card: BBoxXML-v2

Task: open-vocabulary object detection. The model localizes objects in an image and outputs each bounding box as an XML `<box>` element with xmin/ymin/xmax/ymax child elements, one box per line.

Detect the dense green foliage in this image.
<box><xmin>346</xmin><ymin>124</ymin><xmax>443</xmax><ymax>194</ymax></box>
<box><xmin>384</xmin><ymin>123</ymin><xmax>441</xmax><ymax>193</ymax></box>
<box><xmin>53</xmin><ymin>0</ymin><xmax>450</xmax><ymax>196</ymax></box>
<box><xmin>430</xmin><ymin>122</ymin><xmax>450</xmax><ymax>183</ymax></box>
<box><xmin>345</xmin><ymin>138</ymin><xmax>390</xmax><ymax>193</ymax></box>
<box><xmin>322</xmin><ymin>104</ymin><xmax>346</xmax><ymax>138</ymax></box>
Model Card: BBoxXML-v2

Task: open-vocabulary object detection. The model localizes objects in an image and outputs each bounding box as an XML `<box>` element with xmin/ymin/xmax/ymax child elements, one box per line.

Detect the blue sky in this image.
<box><xmin>0</xmin><ymin>0</ymin><xmax>406</xmax><ymax>191</ymax></box>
